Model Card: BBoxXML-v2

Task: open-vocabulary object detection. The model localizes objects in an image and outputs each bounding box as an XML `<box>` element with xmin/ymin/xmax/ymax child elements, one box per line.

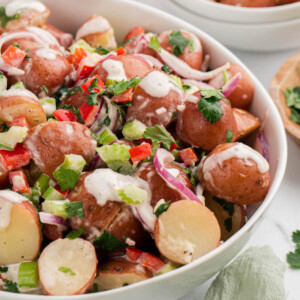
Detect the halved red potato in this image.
<box><xmin>219</xmin><ymin>0</ymin><xmax>277</xmax><ymax>6</ymax></box>
<box><xmin>24</xmin><ymin>121</ymin><xmax>97</xmax><ymax>177</ymax></box>
<box><xmin>158</xmin><ymin>30</ymin><xmax>203</xmax><ymax>70</ymax></box>
<box><xmin>75</xmin><ymin>15</ymin><xmax>117</xmax><ymax>50</ymax></box>
<box><xmin>0</xmin><ymin>190</ymin><xmax>42</xmax><ymax>265</ymax></box>
<box><xmin>205</xmin><ymin>193</ymin><xmax>245</xmax><ymax>241</ymax></box>
<box><xmin>209</xmin><ymin>63</ymin><xmax>254</xmax><ymax>109</ymax></box>
<box><xmin>134</xmin><ymin>162</ymin><xmax>193</xmax><ymax>207</ymax></box>
<box><xmin>0</xmin><ymin>2</ymin><xmax>50</xmax><ymax>33</ymax></box>
<box><xmin>277</xmin><ymin>0</ymin><xmax>299</xmax><ymax>4</ymax></box>
<box><xmin>43</xmin><ymin>224</ymin><xmax>64</xmax><ymax>241</ymax></box>
<box><xmin>0</xmin><ymin>171</ymin><xmax>9</xmax><ymax>189</ymax></box>
<box><xmin>60</xmin><ymin>90</ymin><xmax>88</xmax><ymax>108</ymax></box>
<box><xmin>176</xmin><ymin>94</ymin><xmax>237</xmax><ymax>150</ymax></box>
<box><xmin>0</xmin><ymin>91</ymin><xmax>46</xmax><ymax>127</ymax></box>
<box><xmin>9</xmin><ymin>47</ymin><xmax>72</xmax><ymax>96</ymax></box>
<box><xmin>126</xmin><ymin>69</ymin><xmax>183</xmax><ymax>127</ymax></box>
<box><xmin>94</xmin><ymin>259</ymin><xmax>152</xmax><ymax>291</ymax></box>
<box><xmin>199</xmin><ymin>142</ymin><xmax>270</xmax><ymax>205</ymax></box>
<box><xmin>38</xmin><ymin>238</ymin><xmax>97</xmax><ymax>295</ymax></box>
<box><xmin>41</xmin><ymin>23</ymin><xmax>73</xmax><ymax>49</ymax></box>
<box><xmin>154</xmin><ymin>200</ymin><xmax>221</xmax><ymax>265</ymax></box>
<box><xmin>233</xmin><ymin>108</ymin><xmax>260</xmax><ymax>140</ymax></box>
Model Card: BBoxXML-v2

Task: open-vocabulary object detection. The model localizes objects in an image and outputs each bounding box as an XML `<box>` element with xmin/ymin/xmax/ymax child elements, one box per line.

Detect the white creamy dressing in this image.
<box><xmin>185</xmin><ymin>94</ymin><xmax>199</xmax><ymax>104</ymax></box>
<box><xmin>35</xmin><ymin>48</ymin><xmax>62</xmax><ymax>60</ymax></box>
<box><xmin>155</xmin><ymin>107</ymin><xmax>167</xmax><ymax>115</ymax></box>
<box><xmin>167</xmin><ymin>168</ymin><xmax>180</xmax><ymax>178</ymax></box>
<box><xmin>102</xmin><ymin>59</ymin><xmax>127</xmax><ymax>81</ymax></box>
<box><xmin>83</xmin><ymin>169</ymin><xmax>156</xmax><ymax>230</ymax></box>
<box><xmin>75</xmin><ymin>16</ymin><xmax>110</xmax><ymax>40</ymax></box>
<box><xmin>5</xmin><ymin>0</ymin><xmax>46</xmax><ymax>16</ymax></box>
<box><xmin>139</xmin><ymin>70</ymin><xmax>181</xmax><ymax>98</ymax></box>
<box><xmin>203</xmin><ymin>143</ymin><xmax>269</xmax><ymax>179</ymax></box>
<box><xmin>65</xmin><ymin>124</ymin><xmax>74</xmax><ymax>135</ymax></box>
<box><xmin>2</xmin><ymin>88</ymin><xmax>39</xmax><ymax>101</ymax></box>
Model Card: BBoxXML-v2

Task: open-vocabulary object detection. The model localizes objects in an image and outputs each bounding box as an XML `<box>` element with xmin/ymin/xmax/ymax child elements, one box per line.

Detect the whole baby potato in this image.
<box><xmin>199</xmin><ymin>142</ymin><xmax>270</xmax><ymax>205</ymax></box>
<box><xmin>219</xmin><ymin>0</ymin><xmax>276</xmax><ymax>7</ymax></box>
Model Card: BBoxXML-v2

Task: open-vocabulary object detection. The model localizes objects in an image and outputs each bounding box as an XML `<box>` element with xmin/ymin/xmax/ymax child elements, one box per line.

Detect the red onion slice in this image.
<box><xmin>133</xmin><ymin>54</ymin><xmax>154</xmax><ymax>69</ymax></box>
<box><xmin>133</xmin><ymin>207</ymin><xmax>154</xmax><ymax>232</ymax></box>
<box><xmin>257</xmin><ymin>130</ymin><xmax>270</xmax><ymax>163</ymax></box>
<box><xmin>222</xmin><ymin>72</ymin><xmax>241</xmax><ymax>98</ymax></box>
<box><xmin>156</xmin><ymin>48</ymin><xmax>230</xmax><ymax>81</ymax></box>
<box><xmin>86</xmin><ymin>98</ymin><xmax>104</xmax><ymax>128</ymax></box>
<box><xmin>99</xmin><ymin>52</ymin><xmax>117</xmax><ymax>63</ymax></box>
<box><xmin>153</xmin><ymin>148</ymin><xmax>202</xmax><ymax>204</ymax></box>
<box><xmin>39</xmin><ymin>212</ymin><xmax>68</xmax><ymax>231</ymax></box>
<box><xmin>201</xmin><ymin>54</ymin><xmax>210</xmax><ymax>72</ymax></box>
<box><xmin>0</xmin><ymin>57</ymin><xmax>25</xmax><ymax>76</ymax></box>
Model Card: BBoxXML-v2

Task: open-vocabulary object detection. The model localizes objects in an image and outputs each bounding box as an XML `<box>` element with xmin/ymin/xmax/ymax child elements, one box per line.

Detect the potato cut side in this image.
<box><xmin>95</xmin><ymin>259</ymin><xmax>152</xmax><ymax>291</ymax></box>
<box><xmin>154</xmin><ymin>200</ymin><xmax>221</xmax><ymax>265</ymax></box>
<box><xmin>38</xmin><ymin>238</ymin><xmax>97</xmax><ymax>295</ymax></box>
<box><xmin>205</xmin><ymin>194</ymin><xmax>245</xmax><ymax>241</ymax></box>
<box><xmin>0</xmin><ymin>199</ymin><xmax>42</xmax><ymax>265</ymax></box>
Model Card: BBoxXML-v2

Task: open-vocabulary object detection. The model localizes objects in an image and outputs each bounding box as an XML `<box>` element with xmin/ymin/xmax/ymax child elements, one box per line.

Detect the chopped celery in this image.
<box><xmin>61</xmin><ymin>154</ymin><xmax>86</xmax><ymax>173</ymax></box>
<box><xmin>69</xmin><ymin>39</ymin><xmax>95</xmax><ymax>54</ymax></box>
<box><xmin>117</xmin><ymin>184</ymin><xmax>147</xmax><ymax>205</ymax></box>
<box><xmin>42</xmin><ymin>186</ymin><xmax>65</xmax><ymax>200</ymax></box>
<box><xmin>0</xmin><ymin>126</ymin><xmax>28</xmax><ymax>150</ymax></box>
<box><xmin>171</xmin><ymin>149</ymin><xmax>180</xmax><ymax>160</ymax></box>
<box><xmin>105</xmin><ymin>78</ymin><xmax>117</xmax><ymax>88</ymax></box>
<box><xmin>30</xmin><ymin>187</ymin><xmax>40</xmax><ymax>208</ymax></box>
<box><xmin>0</xmin><ymin>74</ymin><xmax>7</xmax><ymax>95</ymax></box>
<box><xmin>97</xmin><ymin>128</ymin><xmax>117</xmax><ymax>145</ymax></box>
<box><xmin>106</xmin><ymin>160</ymin><xmax>135</xmax><ymax>175</ymax></box>
<box><xmin>34</xmin><ymin>173</ymin><xmax>50</xmax><ymax>195</ymax></box>
<box><xmin>39</xmin><ymin>97</ymin><xmax>56</xmax><ymax>117</ymax></box>
<box><xmin>169</xmin><ymin>74</ymin><xmax>183</xmax><ymax>90</ymax></box>
<box><xmin>155</xmin><ymin>261</ymin><xmax>178</xmax><ymax>275</ymax></box>
<box><xmin>96</xmin><ymin>144</ymin><xmax>130</xmax><ymax>163</ymax></box>
<box><xmin>10</xmin><ymin>81</ymin><xmax>26</xmax><ymax>89</ymax></box>
<box><xmin>42</xmin><ymin>200</ymin><xmax>69</xmax><ymax>219</ymax></box>
<box><xmin>122</xmin><ymin>120</ymin><xmax>146</xmax><ymax>140</ymax></box>
<box><xmin>18</xmin><ymin>262</ymin><xmax>39</xmax><ymax>288</ymax></box>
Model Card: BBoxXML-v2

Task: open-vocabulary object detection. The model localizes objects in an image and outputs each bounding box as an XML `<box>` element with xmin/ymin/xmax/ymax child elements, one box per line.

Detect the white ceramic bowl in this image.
<box><xmin>167</xmin><ymin>0</ymin><xmax>300</xmax><ymax>51</ymax></box>
<box><xmin>0</xmin><ymin>0</ymin><xmax>287</xmax><ymax>299</ymax></box>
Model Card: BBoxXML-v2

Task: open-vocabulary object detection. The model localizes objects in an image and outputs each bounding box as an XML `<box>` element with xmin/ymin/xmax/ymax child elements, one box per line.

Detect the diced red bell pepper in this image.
<box><xmin>54</xmin><ymin>184</ymin><xmax>69</xmax><ymax>197</ymax></box>
<box><xmin>66</xmin><ymin>54</ymin><xmax>74</xmax><ymax>64</ymax></box>
<box><xmin>179</xmin><ymin>148</ymin><xmax>198</xmax><ymax>166</ymax></box>
<box><xmin>126</xmin><ymin>247</ymin><xmax>165</xmax><ymax>273</ymax></box>
<box><xmin>116</xmin><ymin>46</ymin><xmax>125</xmax><ymax>56</ymax></box>
<box><xmin>1</xmin><ymin>45</ymin><xmax>26</xmax><ymax>67</ymax></box>
<box><xmin>111</xmin><ymin>88</ymin><xmax>133</xmax><ymax>103</ymax></box>
<box><xmin>79</xmin><ymin>102</ymin><xmax>99</xmax><ymax>123</ymax></box>
<box><xmin>9</xmin><ymin>170</ymin><xmax>30</xmax><ymax>194</ymax></box>
<box><xmin>76</xmin><ymin>64</ymin><xmax>95</xmax><ymax>81</ymax></box>
<box><xmin>72</xmin><ymin>47</ymin><xmax>88</xmax><ymax>68</ymax></box>
<box><xmin>129</xmin><ymin>143</ymin><xmax>152</xmax><ymax>163</ymax></box>
<box><xmin>11</xmin><ymin>116</ymin><xmax>30</xmax><ymax>130</ymax></box>
<box><xmin>53</xmin><ymin>109</ymin><xmax>78</xmax><ymax>122</ymax></box>
<box><xmin>140</xmin><ymin>137</ymin><xmax>152</xmax><ymax>145</ymax></box>
<box><xmin>81</xmin><ymin>75</ymin><xmax>104</xmax><ymax>94</ymax></box>
<box><xmin>170</xmin><ymin>143</ymin><xmax>177</xmax><ymax>151</ymax></box>
<box><xmin>0</xmin><ymin>144</ymin><xmax>31</xmax><ymax>171</ymax></box>
<box><xmin>124</xmin><ymin>27</ymin><xmax>145</xmax><ymax>42</ymax></box>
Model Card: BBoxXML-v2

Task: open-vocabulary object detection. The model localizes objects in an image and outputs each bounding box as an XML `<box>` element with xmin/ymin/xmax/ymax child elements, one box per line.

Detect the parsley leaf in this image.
<box><xmin>93</xmin><ymin>283</ymin><xmax>98</xmax><ymax>292</ymax></box>
<box><xmin>183</xmin><ymin>84</ymin><xmax>192</xmax><ymax>92</ymax></box>
<box><xmin>58</xmin><ymin>267</ymin><xmax>76</xmax><ymax>275</ymax></box>
<box><xmin>64</xmin><ymin>201</ymin><xmax>85</xmax><ymax>219</ymax></box>
<box><xmin>213</xmin><ymin>197</ymin><xmax>235</xmax><ymax>233</ymax></box>
<box><xmin>93</xmin><ymin>231</ymin><xmax>128</xmax><ymax>252</ymax></box>
<box><xmin>224</xmin><ymin>217</ymin><xmax>233</xmax><ymax>232</ymax></box>
<box><xmin>94</xmin><ymin>46</ymin><xmax>110</xmax><ymax>54</ymax></box>
<box><xmin>0</xmin><ymin>7</ymin><xmax>20</xmax><ymax>28</ymax></box>
<box><xmin>287</xmin><ymin>246</ymin><xmax>300</xmax><ymax>269</ymax></box>
<box><xmin>87</xmin><ymin>91</ymin><xmax>100</xmax><ymax>106</ymax></box>
<box><xmin>66</xmin><ymin>86</ymin><xmax>82</xmax><ymax>98</ymax></box>
<box><xmin>143</xmin><ymin>125</ymin><xmax>177</xmax><ymax>150</ymax></box>
<box><xmin>284</xmin><ymin>87</ymin><xmax>300</xmax><ymax>124</ymax></box>
<box><xmin>103</xmin><ymin>116</ymin><xmax>111</xmax><ymax>127</ymax></box>
<box><xmin>155</xmin><ymin>201</ymin><xmax>171</xmax><ymax>217</ymax></box>
<box><xmin>54</xmin><ymin>84</ymin><xmax>68</xmax><ymax>104</ymax></box>
<box><xmin>292</xmin><ymin>230</ymin><xmax>300</xmax><ymax>244</ymax></box>
<box><xmin>0</xmin><ymin>120</ymin><xmax>9</xmax><ymax>132</ymax></box>
<box><xmin>4</xmin><ymin>280</ymin><xmax>19</xmax><ymax>293</ymax></box>
<box><xmin>168</xmin><ymin>30</ymin><xmax>192</xmax><ymax>57</ymax></box>
<box><xmin>182</xmin><ymin>166</ymin><xmax>196</xmax><ymax>187</ymax></box>
<box><xmin>61</xmin><ymin>105</ymin><xmax>83</xmax><ymax>123</ymax></box>
<box><xmin>226</xmin><ymin>129</ymin><xmax>233</xmax><ymax>143</ymax></box>
<box><xmin>198</xmin><ymin>89</ymin><xmax>225</xmax><ymax>124</ymax></box>
<box><xmin>148</xmin><ymin>35</ymin><xmax>161</xmax><ymax>52</ymax></box>
<box><xmin>0</xmin><ymin>266</ymin><xmax>8</xmax><ymax>273</ymax></box>
<box><xmin>41</xmin><ymin>85</ymin><xmax>48</xmax><ymax>95</ymax></box>
<box><xmin>107</xmin><ymin>76</ymin><xmax>141</xmax><ymax>95</ymax></box>
<box><xmin>161</xmin><ymin>64</ymin><xmax>170</xmax><ymax>74</ymax></box>
<box><xmin>66</xmin><ymin>227</ymin><xmax>85</xmax><ymax>240</ymax></box>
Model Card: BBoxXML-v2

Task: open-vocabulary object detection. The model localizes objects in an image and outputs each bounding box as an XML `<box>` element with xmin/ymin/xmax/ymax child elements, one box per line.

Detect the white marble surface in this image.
<box><xmin>131</xmin><ymin>0</ymin><xmax>300</xmax><ymax>298</ymax></box>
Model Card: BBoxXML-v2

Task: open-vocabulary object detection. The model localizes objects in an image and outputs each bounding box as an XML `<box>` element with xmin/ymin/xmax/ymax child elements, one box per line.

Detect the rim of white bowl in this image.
<box><xmin>0</xmin><ymin>0</ymin><xmax>287</xmax><ymax>298</ymax></box>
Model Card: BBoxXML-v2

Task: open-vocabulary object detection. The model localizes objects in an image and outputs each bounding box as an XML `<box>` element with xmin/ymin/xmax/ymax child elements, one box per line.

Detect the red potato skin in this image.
<box><xmin>135</xmin><ymin>162</ymin><xmax>193</xmax><ymax>207</ymax></box>
<box><xmin>9</xmin><ymin>47</ymin><xmax>72</xmax><ymax>96</ymax></box>
<box><xmin>176</xmin><ymin>95</ymin><xmax>237</xmax><ymax>150</ymax></box>
<box><xmin>43</xmin><ymin>224</ymin><xmax>64</xmax><ymax>241</ymax></box>
<box><xmin>24</xmin><ymin>121</ymin><xmax>97</xmax><ymax>177</ymax></box>
<box><xmin>60</xmin><ymin>90</ymin><xmax>88</xmax><ymax>108</ymax></box>
<box><xmin>158</xmin><ymin>30</ymin><xmax>203</xmax><ymax>70</ymax></box>
<box><xmin>219</xmin><ymin>0</ymin><xmax>277</xmax><ymax>6</ymax></box>
<box><xmin>199</xmin><ymin>143</ymin><xmax>270</xmax><ymax>205</ymax></box>
<box><xmin>209</xmin><ymin>63</ymin><xmax>254</xmax><ymax>109</ymax></box>
<box><xmin>277</xmin><ymin>0</ymin><xmax>299</xmax><ymax>4</ymax></box>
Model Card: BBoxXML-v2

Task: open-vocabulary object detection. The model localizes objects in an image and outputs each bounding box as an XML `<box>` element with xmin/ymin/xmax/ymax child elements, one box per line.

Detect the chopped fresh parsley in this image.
<box><xmin>168</xmin><ymin>30</ymin><xmax>193</xmax><ymax>57</ymax></box>
<box><xmin>66</xmin><ymin>227</ymin><xmax>85</xmax><ymax>240</ymax></box>
<box><xmin>123</xmin><ymin>283</ymin><xmax>129</xmax><ymax>287</ymax></box>
<box><xmin>107</xmin><ymin>76</ymin><xmax>141</xmax><ymax>95</ymax></box>
<box><xmin>155</xmin><ymin>201</ymin><xmax>171</xmax><ymax>217</ymax></box>
<box><xmin>103</xmin><ymin>116</ymin><xmax>111</xmax><ymax>127</ymax></box>
<box><xmin>54</xmin><ymin>84</ymin><xmax>68</xmax><ymax>104</ymax></box>
<box><xmin>287</xmin><ymin>230</ymin><xmax>300</xmax><ymax>269</ymax></box>
<box><xmin>0</xmin><ymin>266</ymin><xmax>8</xmax><ymax>273</ymax></box>
<box><xmin>0</xmin><ymin>7</ymin><xmax>20</xmax><ymax>28</ymax></box>
<box><xmin>226</xmin><ymin>129</ymin><xmax>233</xmax><ymax>143</ymax></box>
<box><xmin>213</xmin><ymin>196</ymin><xmax>234</xmax><ymax>232</ymax></box>
<box><xmin>198</xmin><ymin>89</ymin><xmax>225</xmax><ymax>124</ymax></box>
<box><xmin>93</xmin><ymin>231</ymin><xmax>128</xmax><ymax>252</ymax></box>
<box><xmin>64</xmin><ymin>201</ymin><xmax>85</xmax><ymax>219</ymax></box>
<box><xmin>93</xmin><ymin>283</ymin><xmax>98</xmax><ymax>292</ymax></box>
<box><xmin>0</xmin><ymin>144</ymin><xmax>13</xmax><ymax>150</ymax></box>
<box><xmin>66</xmin><ymin>86</ymin><xmax>82</xmax><ymax>98</ymax></box>
<box><xmin>25</xmin><ymin>54</ymin><xmax>30</xmax><ymax>59</ymax></box>
<box><xmin>182</xmin><ymin>167</ymin><xmax>196</xmax><ymax>187</ymax></box>
<box><xmin>148</xmin><ymin>35</ymin><xmax>161</xmax><ymax>52</ymax></box>
<box><xmin>94</xmin><ymin>45</ymin><xmax>110</xmax><ymax>54</ymax></box>
<box><xmin>12</xmin><ymin>42</ymin><xmax>20</xmax><ymax>48</ymax></box>
<box><xmin>41</xmin><ymin>85</ymin><xmax>48</xmax><ymax>95</ymax></box>
<box><xmin>87</xmin><ymin>91</ymin><xmax>100</xmax><ymax>106</ymax></box>
<box><xmin>161</xmin><ymin>64</ymin><xmax>171</xmax><ymax>74</ymax></box>
<box><xmin>172</xmin><ymin>111</ymin><xmax>178</xmax><ymax>119</ymax></box>
<box><xmin>4</xmin><ymin>280</ymin><xmax>19</xmax><ymax>293</ymax></box>
<box><xmin>183</xmin><ymin>84</ymin><xmax>192</xmax><ymax>92</ymax></box>
<box><xmin>284</xmin><ymin>87</ymin><xmax>300</xmax><ymax>124</ymax></box>
<box><xmin>0</xmin><ymin>120</ymin><xmax>9</xmax><ymax>132</ymax></box>
<box><xmin>111</xmin><ymin>101</ymin><xmax>132</xmax><ymax>123</ymax></box>
<box><xmin>143</xmin><ymin>125</ymin><xmax>177</xmax><ymax>150</ymax></box>
<box><xmin>58</xmin><ymin>267</ymin><xmax>76</xmax><ymax>276</ymax></box>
